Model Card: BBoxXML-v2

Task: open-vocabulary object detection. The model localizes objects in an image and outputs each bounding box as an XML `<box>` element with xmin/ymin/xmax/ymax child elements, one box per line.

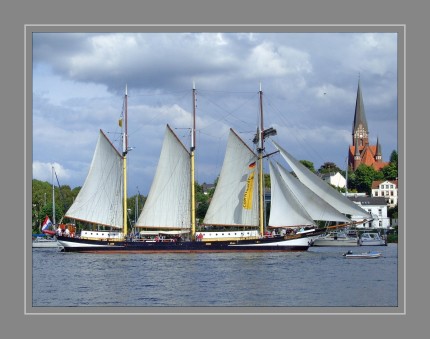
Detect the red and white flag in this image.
<box><xmin>41</xmin><ymin>216</ymin><xmax>52</xmax><ymax>231</ymax></box>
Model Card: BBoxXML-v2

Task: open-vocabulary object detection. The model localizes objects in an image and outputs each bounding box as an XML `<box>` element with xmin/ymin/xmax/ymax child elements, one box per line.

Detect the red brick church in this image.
<box><xmin>348</xmin><ymin>80</ymin><xmax>388</xmax><ymax>171</ymax></box>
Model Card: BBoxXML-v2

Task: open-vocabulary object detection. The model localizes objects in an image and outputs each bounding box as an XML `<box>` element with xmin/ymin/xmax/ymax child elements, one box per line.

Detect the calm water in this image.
<box><xmin>32</xmin><ymin>244</ymin><xmax>398</xmax><ymax>308</ymax></box>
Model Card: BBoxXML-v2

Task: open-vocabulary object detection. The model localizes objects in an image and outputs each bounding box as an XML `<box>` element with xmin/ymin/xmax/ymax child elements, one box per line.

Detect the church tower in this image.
<box><xmin>348</xmin><ymin>79</ymin><xmax>388</xmax><ymax>171</ymax></box>
<box><xmin>352</xmin><ymin>79</ymin><xmax>369</xmax><ymax>148</ymax></box>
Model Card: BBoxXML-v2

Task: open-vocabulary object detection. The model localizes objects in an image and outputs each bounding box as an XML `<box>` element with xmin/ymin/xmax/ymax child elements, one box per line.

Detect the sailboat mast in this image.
<box><xmin>258</xmin><ymin>84</ymin><xmax>264</xmax><ymax>236</ymax></box>
<box><xmin>122</xmin><ymin>85</ymin><xmax>128</xmax><ymax>238</ymax></box>
<box><xmin>345</xmin><ymin>157</ymin><xmax>348</xmax><ymax>195</ymax></box>
<box><xmin>190</xmin><ymin>82</ymin><xmax>197</xmax><ymax>240</ymax></box>
<box><xmin>52</xmin><ymin>166</ymin><xmax>55</xmax><ymax>225</ymax></box>
<box><xmin>135</xmin><ymin>194</ymin><xmax>138</xmax><ymax>228</ymax></box>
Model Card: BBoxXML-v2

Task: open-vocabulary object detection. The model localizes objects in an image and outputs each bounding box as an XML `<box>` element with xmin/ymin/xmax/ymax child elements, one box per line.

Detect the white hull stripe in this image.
<box><xmin>228</xmin><ymin>238</ymin><xmax>310</xmax><ymax>247</ymax></box>
<box><xmin>57</xmin><ymin>240</ymin><xmax>122</xmax><ymax>248</ymax></box>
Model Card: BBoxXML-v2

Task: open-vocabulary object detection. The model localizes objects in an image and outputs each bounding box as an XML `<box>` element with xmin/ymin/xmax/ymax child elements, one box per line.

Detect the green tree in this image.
<box><xmin>126</xmin><ymin>193</ymin><xmax>146</xmax><ymax>226</ymax></box>
<box><xmin>300</xmin><ymin>160</ymin><xmax>315</xmax><ymax>173</ymax></box>
<box><xmin>195</xmin><ymin>181</ymin><xmax>203</xmax><ymax>195</ymax></box>
<box><xmin>32</xmin><ymin>179</ymin><xmax>83</xmax><ymax>233</ymax></box>
<box><xmin>195</xmin><ymin>182</ymin><xmax>208</xmax><ymax>203</ymax></box>
<box><xmin>264</xmin><ymin>173</ymin><xmax>270</xmax><ymax>188</ymax></box>
<box><xmin>349</xmin><ymin>164</ymin><xmax>384</xmax><ymax>194</ymax></box>
<box><xmin>318</xmin><ymin>162</ymin><xmax>341</xmax><ymax>174</ymax></box>
<box><xmin>381</xmin><ymin>150</ymin><xmax>398</xmax><ymax>180</ymax></box>
<box><xmin>388</xmin><ymin>205</ymin><xmax>398</xmax><ymax>219</ymax></box>
<box><xmin>196</xmin><ymin>201</ymin><xmax>209</xmax><ymax>220</ymax></box>
<box><xmin>389</xmin><ymin>150</ymin><xmax>398</xmax><ymax>165</ymax></box>
<box><xmin>346</xmin><ymin>169</ymin><xmax>357</xmax><ymax>193</ymax></box>
<box><xmin>382</xmin><ymin>162</ymin><xmax>398</xmax><ymax>180</ymax></box>
<box><xmin>38</xmin><ymin>202</ymin><xmax>63</xmax><ymax>226</ymax></box>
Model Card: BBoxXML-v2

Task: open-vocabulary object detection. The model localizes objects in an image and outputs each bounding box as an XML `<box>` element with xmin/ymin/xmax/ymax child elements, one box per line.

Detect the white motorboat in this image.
<box><xmin>343</xmin><ymin>250</ymin><xmax>382</xmax><ymax>259</ymax></box>
<box><xmin>32</xmin><ymin>236</ymin><xmax>60</xmax><ymax>248</ymax></box>
<box><xmin>312</xmin><ymin>231</ymin><xmax>360</xmax><ymax>247</ymax></box>
<box><xmin>359</xmin><ymin>232</ymin><xmax>387</xmax><ymax>246</ymax></box>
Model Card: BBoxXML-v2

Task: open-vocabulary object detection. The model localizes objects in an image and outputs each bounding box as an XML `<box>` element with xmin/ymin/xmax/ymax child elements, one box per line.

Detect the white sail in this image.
<box><xmin>268</xmin><ymin>161</ymin><xmax>316</xmax><ymax>228</ymax></box>
<box><xmin>272</xmin><ymin>141</ymin><xmax>371</xmax><ymax>219</ymax></box>
<box><xmin>276</xmin><ymin>162</ymin><xmax>351</xmax><ymax>223</ymax></box>
<box><xmin>135</xmin><ymin>125</ymin><xmax>191</xmax><ymax>230</ymax></box>
<box><xmin>65</xmin><ymin>130</ymin><xmax>123</xmax><ymax>228</ymax></box>
<box><xmin>203</xmin><ymin>129</ymin><xmax>259</xmax><ymax>227</ymax></box>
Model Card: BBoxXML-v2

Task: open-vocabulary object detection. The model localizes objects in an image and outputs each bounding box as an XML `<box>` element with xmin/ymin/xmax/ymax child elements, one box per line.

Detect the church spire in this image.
<box><xmin>352</xmin><ymin>79</ymin><xmax>369</xmax><ymax>147</ymax></box>
<box><xmin>375</xmin><ymin>136</ymin><xmax>382</xmax><ymax>161</ymax></box>
<box><xmin>348</xmin><ymin>77</ymin><xmax>388</xmax><ymax>171</ymax></box>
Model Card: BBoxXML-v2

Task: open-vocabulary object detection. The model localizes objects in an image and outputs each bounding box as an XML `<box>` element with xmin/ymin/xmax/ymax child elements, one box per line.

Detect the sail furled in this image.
<box><xmin>268</xmin><ymin>161</ymin><xmax>316</xmax><ymax>228</ymax></box>
<box><xmin>203</xmin><ymin>129</ymin><xmax>259</xmax><ymax>226</ymax></box>
<box><xmin>276</xmin><ymin>162</ymin><xmax>351</xmax><ymax>223</ymax></box>
<box><xmin>65</xmin><ymin>130</ymin><xmax>123</xmax><ymax>228</ymax></box>
<box><xmin>135</xmin><ymin>125</ymin><xmax>191</xmax><ymax>230</ymax></box>
<box><xmin>272</xmin><ymin>141</ymin><xmax>371</xmax><ymax>219</ymax></box>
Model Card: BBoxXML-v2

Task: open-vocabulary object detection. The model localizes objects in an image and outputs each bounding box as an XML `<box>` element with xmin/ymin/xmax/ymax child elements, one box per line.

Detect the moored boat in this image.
<box><xmin>359</xmin><ymin>232</ymin><xmax>387</xmax><ymax>246</ymax></box>
<box><xmin>32</xmin><ymin>236</ymin><xmax>60</xmax><ymax>248</ymax></box>
<box><xmin>312</xmin><ymin>231</ymin><xmax>360</xmax><ymax>247</ymax></box>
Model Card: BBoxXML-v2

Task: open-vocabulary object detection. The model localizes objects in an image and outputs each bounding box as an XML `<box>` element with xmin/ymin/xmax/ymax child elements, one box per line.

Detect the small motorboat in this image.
<box><xmin>32</xmin><ymin>236</ymin><xmax>60</xmax><ymax>248</ymax></box>
<box><xmin>312</xmin><ymin>231</ymin><xmax>360</xmax><ymax>247</ymax></box>
<box><xmin>342</xmin><ymin>250</ymin><xmax>382</xmax><ymax>259</ymax></box>
<box><xmin>359</xmin><ymin>232</ymin><xmax>387</xmax><ymax>246</ymax></box>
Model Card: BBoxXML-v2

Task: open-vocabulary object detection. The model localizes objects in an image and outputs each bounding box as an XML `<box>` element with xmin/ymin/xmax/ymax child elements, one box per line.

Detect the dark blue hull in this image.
<box><xmin>57</xmin><ymin>235</ymin><xmax>317</xmax><ymax>253</ymax></box>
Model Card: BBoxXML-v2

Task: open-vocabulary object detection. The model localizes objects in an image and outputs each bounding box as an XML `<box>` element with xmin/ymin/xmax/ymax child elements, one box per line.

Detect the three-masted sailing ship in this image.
<box><xmin>57</xmin><ymin>85</ymin><xmax>366</xmax><ymax>253</ymax></box>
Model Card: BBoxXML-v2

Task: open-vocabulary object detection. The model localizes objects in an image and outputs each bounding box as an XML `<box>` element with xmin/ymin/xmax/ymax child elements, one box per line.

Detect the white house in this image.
<box><xmin>320</xmin><ymin>172</ymin><xmax>346</xmax><ymax>189</ymax></box>
<box><xmin>348</xmin><ymin>196</ymin><xmax>390</xmax><ymax>229</ymax></box>
<box><xmin>371</xmin><ymin>179</ymin><xmax>398</xmax><ymax>208</ymax></box>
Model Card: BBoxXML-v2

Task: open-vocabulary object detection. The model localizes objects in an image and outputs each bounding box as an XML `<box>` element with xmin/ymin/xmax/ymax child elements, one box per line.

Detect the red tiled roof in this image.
<box><xmin>349</xmin><ymin>144</ymin><xmax>388</xmax><ymax>170</ymax></box>
<box><xmin>371</xmin><ymin>161</ymin><xmax>388</xmax><ymax>171</ymax></box>
<box><xmin>361</xmin><ymin>146</ymin><xmax>376</xmax><ymax>165</ymax></box>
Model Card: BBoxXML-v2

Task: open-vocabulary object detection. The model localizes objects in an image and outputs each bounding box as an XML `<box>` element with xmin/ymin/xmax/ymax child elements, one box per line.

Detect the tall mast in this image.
<box><xmin>122</xmin><ymin>84</ymin><xmax>128</xmax><ymax>238</ymax></box>
<box><xmin>52</xmin><ymin>166</ymin><xmax>56</xmax><ymax>226</ymax></box>
<box><xmin>345</xmin><ymin>157</ymin><xmax>348</xmax><ymax>195</ymax></box>
<box><xmin>135</xmin><ymin>194</ymin><xmax>138</xmax><ymax>227</ymax></box>
<box><xmin>255</xmin><ymin>83</ymin><xmax>277</xmax><ymax>235</ymax></box>
<box><xmin>190</xmin><ymin>82</ymin><xmax>197</xmax><ymax>240</ymax></box>
<box><xmin>258</xmin><ymin>83</ymin><xmax>264</xmax><ymax>235</ymax></box>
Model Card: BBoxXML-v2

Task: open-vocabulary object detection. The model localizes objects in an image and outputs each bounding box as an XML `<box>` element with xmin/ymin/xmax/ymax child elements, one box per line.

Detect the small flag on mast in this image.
<box><xmin>118</xmin><ymin>118</ymin><xmax>123</xmax><ymax>127</ymax></box>
<box><xmin>248</xmin><ymin>161</ymin><xmax>256</xmax><ymax>169</ymax></box>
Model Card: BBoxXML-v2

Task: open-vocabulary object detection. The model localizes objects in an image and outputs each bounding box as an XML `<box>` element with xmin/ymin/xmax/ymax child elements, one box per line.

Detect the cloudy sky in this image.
<box><xmin>32</xmin><ymin>30</ymin><xmax>398</xmax><ymax>196</ymax></box>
